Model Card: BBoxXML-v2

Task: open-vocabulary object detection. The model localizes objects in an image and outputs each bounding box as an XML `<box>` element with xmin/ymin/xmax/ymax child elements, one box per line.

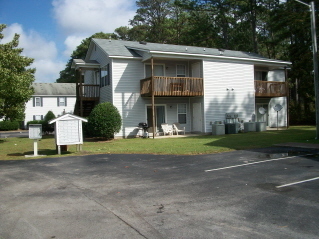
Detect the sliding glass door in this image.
<box><xmin>147</xmin><ymin>105</ymin><xmax>166</xmax><ymax>129</ymax></box>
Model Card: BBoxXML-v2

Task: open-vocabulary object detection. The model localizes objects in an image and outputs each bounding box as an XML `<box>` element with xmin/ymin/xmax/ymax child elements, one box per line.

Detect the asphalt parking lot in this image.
<box><xmin>0</xmin><ymin>146</ymin><xmax>319</xmax><ymax>239</ymax></box>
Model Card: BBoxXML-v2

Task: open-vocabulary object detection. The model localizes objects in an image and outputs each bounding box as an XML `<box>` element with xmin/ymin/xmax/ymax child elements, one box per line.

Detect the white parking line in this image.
<box><xmin>276</xmin><ymin>177</ymin><xmax>319</xmax><ymax>188</ymax></box>
<box><xmin>204</xmin><ymin>154</ymin><xmax>313</xmax><ymax>172</ymax></box>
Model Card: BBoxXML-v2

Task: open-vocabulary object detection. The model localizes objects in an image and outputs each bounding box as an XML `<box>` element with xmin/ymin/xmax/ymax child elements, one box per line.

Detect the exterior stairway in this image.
<box><xmin>74</xmin><ymin>84</ymin><xmax>100</xmax><ymax>117</ymax></box>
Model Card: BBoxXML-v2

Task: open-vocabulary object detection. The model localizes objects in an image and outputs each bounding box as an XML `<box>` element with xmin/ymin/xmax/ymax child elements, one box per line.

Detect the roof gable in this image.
<box><xmin>49</xmin><ymin>113</ymin><xmax>88</xmax><ymax>124</ymax></box>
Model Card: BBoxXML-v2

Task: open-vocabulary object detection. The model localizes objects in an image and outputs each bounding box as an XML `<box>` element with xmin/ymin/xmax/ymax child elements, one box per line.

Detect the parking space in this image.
<box><xmin>0</xmin><ymin>146</ymin><xmax>319</xmax><ymax>238</ymax></box>
<box><xmin>204</xmin><ymin>152</ymin><xmax>319</xmax><ymax>188</ymax></box>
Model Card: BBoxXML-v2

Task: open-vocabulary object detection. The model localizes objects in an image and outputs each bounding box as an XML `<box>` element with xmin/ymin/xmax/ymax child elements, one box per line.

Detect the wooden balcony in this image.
<box><xmin>255</xmin><ymin>80</ymin><xmax>288</xmax><ymax>98</ymax></box>
<box><xmin>77</xmin><ymin>84</ymin><xmax>100</xmax><ymax>100</ymax></box>
<box><xmin>140</xmin><ymin>76</ymin><xmax>204</xmax><ymax>97</ymax></box>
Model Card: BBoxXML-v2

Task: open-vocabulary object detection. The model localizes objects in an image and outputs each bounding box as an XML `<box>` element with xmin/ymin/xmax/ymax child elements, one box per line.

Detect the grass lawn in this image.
<box><xmin>0</xmin><ymin>126</ymin><xmax>318</xmax><ymax>160</ymax></box>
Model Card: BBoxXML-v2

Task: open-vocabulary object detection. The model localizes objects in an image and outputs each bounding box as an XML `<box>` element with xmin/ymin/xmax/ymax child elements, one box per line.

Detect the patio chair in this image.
<box><xmin>173</xmin><ymin>122</ymin><xmax>185</xmax><ymax>135</ymax></box>
<box><xmin>161</xmin><ymin>123</ymin><xmax>173</xmax><ymax>135</ymax></box>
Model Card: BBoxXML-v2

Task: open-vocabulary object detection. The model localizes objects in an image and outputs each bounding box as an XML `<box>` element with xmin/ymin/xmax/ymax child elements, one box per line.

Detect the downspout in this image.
<box><xmin>151</xmin><ymin>57</ymin><xmax>155</xmax><ymax>139</ymax></box>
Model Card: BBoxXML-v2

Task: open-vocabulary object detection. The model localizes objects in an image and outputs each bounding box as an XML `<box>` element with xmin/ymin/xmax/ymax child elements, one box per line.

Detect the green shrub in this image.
<box><xmin>0</xmin><ymin>121</ymin><xmax>19</xmax><ymax>131</ymax></box>
<box><xmin>82</xmin><ymin>121</ymin><xmax>90</xmax><ymax>137</ymax></box>
<box><xmin>87</xmin><ymin>102</ymin><xmax>122</xmax><ymax>139</ymax></box>
<box><xmin>43</xmin><ymin>111</ymin><xmax>56</xmax><ymax>133</ymax></box>
<box><xmin>44</xmin><ymin>111</ymin><xmax>56</xmax><ymax>122</ymax></box>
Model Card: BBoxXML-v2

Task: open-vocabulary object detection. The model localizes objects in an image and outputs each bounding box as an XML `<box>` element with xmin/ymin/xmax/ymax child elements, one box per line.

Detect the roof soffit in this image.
<box><xmin>147</xmin><ymin>51</ymin><xmax>291</xmax><ymax>66</ymax></box>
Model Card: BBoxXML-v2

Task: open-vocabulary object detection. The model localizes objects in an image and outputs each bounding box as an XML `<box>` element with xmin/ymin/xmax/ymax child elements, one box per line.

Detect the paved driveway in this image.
<box><xmin>0</xmin><ymin>146</ymin><xmax>319</xmax><ymax>239</ymax></box>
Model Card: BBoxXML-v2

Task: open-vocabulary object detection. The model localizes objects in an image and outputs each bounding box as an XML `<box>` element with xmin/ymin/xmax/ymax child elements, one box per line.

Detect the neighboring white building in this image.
<box><xmin>24</xmin><ymin>83</ymin><xmax>76</xmax><ymax>126</ymax></box>
<box><xmin>72</xmin><ymin>39</ymin><xmax>291</xmax><ymax>138</ymax></box>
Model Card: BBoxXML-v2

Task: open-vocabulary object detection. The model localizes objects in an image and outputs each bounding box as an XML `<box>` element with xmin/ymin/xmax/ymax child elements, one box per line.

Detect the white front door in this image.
<box><xmin>192</xmin><ymin>103</ymin><xmax>202</xmax><ymax>132</ymax></box>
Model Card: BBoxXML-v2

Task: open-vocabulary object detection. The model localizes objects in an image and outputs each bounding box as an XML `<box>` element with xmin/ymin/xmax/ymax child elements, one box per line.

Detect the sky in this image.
<box><xmin>0</xmin><ymin>0</ymin><xmax>137</xmax><ymax>83</ymax></box>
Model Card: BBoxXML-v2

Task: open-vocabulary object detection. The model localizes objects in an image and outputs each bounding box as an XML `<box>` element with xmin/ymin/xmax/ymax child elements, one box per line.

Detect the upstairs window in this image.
<box><xmin>176</xmin><ymin>65</ymin><xmax>186</xmax><ymax>77</ymax></box>
<box><xmin>100</xmin><ymin>64</ymin><xmax>110</xmax><ymax>87</ymax></box>
<box><xmin>33</xmin><ymin>97</ymin><xmax>42</xmax><ymax>107</ymax></box>
<box><xmin>57</xmin><ymin>97</ymin><xmax>67</xmax><ymax>106</ymax></box>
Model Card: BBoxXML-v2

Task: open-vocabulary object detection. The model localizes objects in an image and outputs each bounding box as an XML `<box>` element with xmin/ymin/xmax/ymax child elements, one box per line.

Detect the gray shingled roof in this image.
<box><xmin>92</xmin><ymin>39</ymin><xmax>289</xmax><ymax>63</ymax></box>
<box><xmin>32</xmin><ymin>83</ymin><xmax>76</xmax><ymax>96</ymax></box>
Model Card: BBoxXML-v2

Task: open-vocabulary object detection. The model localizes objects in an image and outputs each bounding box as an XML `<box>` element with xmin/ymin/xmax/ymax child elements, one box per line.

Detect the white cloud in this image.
<box><xmin>1</xmin><ymin>23</ymin><xmax>65</xmax><ymax>83</ymax></box>
<box><xmin>52</xmin><ymin>0</ymin><xmax>136</xmax><ymax>36</ymax></box>
<box><xmin>31</xmin><ymin>59</ymin><xmax>65</xmax><ymax>83</ymax></box>
<box><xmin>53</xmin><ymin>0</ymin><xmax>137</xmax><ymax>61</ymax></box>
<box><xmin>1</xmin><ymin>1</ymin><xmax>137</xmax><ymax>83</ymax></box>
<box><xmin>63</xmin><ymin>35</ymin><xmax>86</xmax><ymax>58</ymax></box>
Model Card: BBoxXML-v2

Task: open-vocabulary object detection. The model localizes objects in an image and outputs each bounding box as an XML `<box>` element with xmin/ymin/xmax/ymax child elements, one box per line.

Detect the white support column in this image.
<box><xmin>34</xmin><ymin>140</ymin><xmax>38</xmax><ymax>156</ymax></box>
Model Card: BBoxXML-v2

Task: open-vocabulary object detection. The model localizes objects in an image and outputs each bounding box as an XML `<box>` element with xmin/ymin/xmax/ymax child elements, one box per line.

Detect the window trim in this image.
<box><xmin>100</xmin><ymin>64</ymin><xmax>110</xmax><ymax>87</ymax></box>
<box><xmin>33</xmin><ymin>97</ymin><xmax>42</xmax><ymax>107</ymax></box>
<box><xmin>177</xmin><ymin>103</ymin><xmax>187</xmax><ymax>124</ymax></box>
<box><xmin>176</xmin><ymin>64</ymin><xmax>186</xmax><ymax>77</ymax></box>
<box><xmin>57</xmin><ymin>97</ymin><xmax>67</xmax><ymax>107</ymax></box>
<box><xmin>33</xmin><ymin>115</ymin><xmax>43</xmax><ymax>120</ymax></box>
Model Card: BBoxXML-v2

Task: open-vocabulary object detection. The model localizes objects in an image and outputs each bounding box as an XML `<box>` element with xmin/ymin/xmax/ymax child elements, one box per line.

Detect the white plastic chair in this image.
<box><xmin>161</xmin><ymin>123</ymin><xmax>173</xmax><ymax>135</ymax></box>
<box><xmin>173</xmin><ymin>122</ymin><xmax>185</xmax><ymax>135</ymax></box>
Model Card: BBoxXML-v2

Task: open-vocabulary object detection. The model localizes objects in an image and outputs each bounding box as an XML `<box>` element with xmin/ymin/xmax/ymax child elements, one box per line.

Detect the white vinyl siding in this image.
<box><xmin>203</xmin><ymin>60</ymin><xmax>255</xmax><ymax>133</ymax></box>
<box><xmin>269</xmin><ymin>97</ymin><xmax>287</xmax><ymax>127</ymax></box>
<box><xmin>89</xmin><ymin>48</ymin><xmax>112</xmax><ymax>103</ymax></box>
<box><xmin>24</xmin><ymin>96</ymin><xmax>76</xmax><ymax>126</ymax></box>
<box><xmin>89</xmin><ymin>43</ymin><xmax>109</xmax><ymax>67</ymax></box>
<box><xmin>112</xmin><ymin>59</ymin><xmax>145</xmax><ymax>137</ymax></box>
<box><xmin>268</xmin><ymin>69</ymin><xmax>287</xmax><ymax>127</ymax></box>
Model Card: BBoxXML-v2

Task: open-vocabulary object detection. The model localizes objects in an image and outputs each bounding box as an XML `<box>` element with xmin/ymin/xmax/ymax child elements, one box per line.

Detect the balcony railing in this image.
<box><xmin>255</xmin><ymin>80</ymin><xmax>288</xmax><ymax>97</ymax></box>
<box><xmin>77</xmin><ymin>84</ymin><xmax>100</xmax><ymax>100</ymax></box>
<box><xmin>140</xmin><ymin>76</ymin><xmax>204</xmax><ymax>97</ymax></box>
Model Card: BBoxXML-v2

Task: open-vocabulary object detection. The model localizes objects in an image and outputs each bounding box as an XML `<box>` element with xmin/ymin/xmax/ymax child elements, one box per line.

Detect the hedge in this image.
<box><xmin>0</xmin><ymin>121</ymin><xmax>20</xmax><ymax>131</ymax></box>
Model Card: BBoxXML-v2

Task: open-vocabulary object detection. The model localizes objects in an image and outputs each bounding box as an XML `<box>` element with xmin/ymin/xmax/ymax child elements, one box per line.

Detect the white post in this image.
<box><xmin>34</xmin><ymin>139</ymin><xmax>38</xmax><ymax>156</ymax></box>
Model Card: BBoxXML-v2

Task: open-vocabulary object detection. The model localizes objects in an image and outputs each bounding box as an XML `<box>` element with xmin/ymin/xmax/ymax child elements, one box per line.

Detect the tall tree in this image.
<box><xmin>274</xmin><ymin>0</ymin><xmax>317</xmax><ymax>124</ymax></box>
<box><xmin>130</xmin><ymin>0</ymin><xmax>174</xmax><ymax>43</ymax></box>
<box><xmin>56</xmin><ymin>32</ymin><xmax>117</xmax><ymax>83</ymax></box>
<box><xmin>114</xmin><ymin>25</ymin><xmax>149</xmax><ymax>41</ymax></box>
<box><xmin>0</xmin><ymin>24</ymin><xmax>35</xmax><ymax>121</ymax></box>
